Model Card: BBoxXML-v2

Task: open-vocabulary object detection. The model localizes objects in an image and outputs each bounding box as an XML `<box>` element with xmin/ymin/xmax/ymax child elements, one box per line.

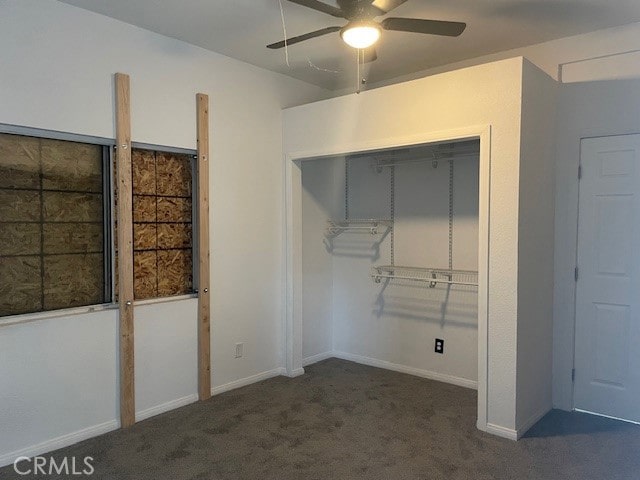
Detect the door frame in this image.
<box><xmin>283</xmin><ymin>125</ymin><xmax>492</xmax><ymax>432</ymax></box>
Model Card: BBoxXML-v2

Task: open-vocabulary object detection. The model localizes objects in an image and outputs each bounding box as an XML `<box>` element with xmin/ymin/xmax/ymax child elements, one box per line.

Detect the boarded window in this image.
<box><xmin>130</xmin><ymin>148</ymin><xmax>194</xmax><ymax>299</ymax></box>
<box><xmin>0</xmin><ymin>133</ymin><xmax>108</xmax><ymax>316</ymax></box>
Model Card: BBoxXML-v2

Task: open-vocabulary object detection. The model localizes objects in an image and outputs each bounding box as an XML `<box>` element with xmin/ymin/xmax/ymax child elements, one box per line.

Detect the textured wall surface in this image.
<box><xmin>285</xmin><ymin>58</ymin><xmax>526</xmax><ymax>431</ymax></box>
<box><xmin>300</xmin><ymin>158</ymin><xmax>343</xmax><ymax>361</ymax></box>
<box><xmin>300</xmin><ymin>151</ymin><xmax>480</xmax><ymax>384</ymax></box>
<box><xmin>515</xmin><ymin>60</ymin><xmax>557</xmax><ymax>432</ymax></box>
<box><xmin>0</xmin><ymin>0</ymin><xmax>328</xmax><ymax>466</ymax></box>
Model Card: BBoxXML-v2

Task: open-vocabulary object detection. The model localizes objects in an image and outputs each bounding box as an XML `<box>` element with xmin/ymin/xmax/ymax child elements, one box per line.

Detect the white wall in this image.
<box><xmin>361</xmin><ymin>22</ymin><xmax>640</xmax><ymax>91</ymax></box>
<box><xmin>363</xmin><ymin>19</ymin><xmax>640</xmax><ymax>419</ymax></box>
<box><xmin>0</xmin><ymin>0</ymin><xmax>328</xmax><ymax>465</ymax></box>
<box><xmin>552</xmin><ymin>79</ymin><xmax>640</xmax><ymax>411</ymax></box>
<box><xmin>515</xmin><ymin>61</ymin><xmax>558</xmax><ymax>432</ymax></box>
<box><xmin>0</xmin><ymin>311</ymin><xmax>118</xmax><ymax>466</ymax></box>
<box><xmin>285</xmin><ymin>58</ymin><xmax>536</xmax><ymax>434</ymax></box>
<box><xmin>135</xmin><ymin>300</ymin><xmax>198</xmax><ymax>418</ymax></box>
<box><xmin>331</xmin><ymin>157</ymin><xmax>392</xmax><ymax>362</ymax></box>
<box><xmin>300</xmin><ymin>149</ymin><xmax>479</xmax><ymax>384</ymax></box>
<box><xmin>301</xmin><ymin>158</ymin><xmax>343</xmax><ymax>362</ymax></box>
<box><xmin>326</xmin><ymin>154</ymin><xmax>479</xmax><ymax>386</ymax></box>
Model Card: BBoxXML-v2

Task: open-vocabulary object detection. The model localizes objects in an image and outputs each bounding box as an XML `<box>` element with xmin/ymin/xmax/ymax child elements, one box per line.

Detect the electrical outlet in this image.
<box><xmin>235</xmin><ymin>343</ymin><xmax>244</xmax><ymax>358</ymax></box>
<box><xmin>435</xmin><ymin>338</ymin><xmax>444</xmax><ymax>354</ymax></box>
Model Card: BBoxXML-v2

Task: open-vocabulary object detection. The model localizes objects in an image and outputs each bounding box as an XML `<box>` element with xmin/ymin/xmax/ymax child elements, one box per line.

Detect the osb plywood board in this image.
<box><xmin>156</xmin><ymin>153</ymin><xmax>191</xmax><ymax>197</ymax></box>
<box><xmin>0</xmin><ymin>223</ymin><xmax>41</xmax><ymax>256</ymax></box>
<box><xmin>0</xmin><ymin>189</ymin><xmax>40</xmax><ymax>222</ymax></box>
<box><xmin>158</xmin><ymin>249</ymin><xmax>192</xmax><ymax>296</ymax></box>
<box><xmin>158</xmin><ymin>223</ymin><xmax>192</xmax><ymax>250</ymax></box>
<box><xmin>0</xmin><ymin>133</ymin><xmax>40</xmax><ymax>189</ymax></box>
<box><xmin>0</xmin><ymin>255</ymin><xmax>41</xmax><ymax>316</ymax></box>
<box><xmin>126</xmin><ymin>148</ymin><xmax>194</xmax><ymax>299</ymax></box>
<box><xmin>132</xmin><ymin>149</ymin><xmax>156</xmax><ymax>195</ymax></box>
<box><xmin>134</xmin><ymin>223</ymin><xmax>157</xmax><ymax>251</ymax></box>
<box><xmin>134</xmin><ymin>251</ymin><xmax>157</xmax><ymax>299</ymax></box>
<box><xmin>43</xmin><ymin>223</ymin><xmax>103</xmax><ymax>255</ymax></box>
<box><xmin>157</xmin><ymin>197</ymin><xmax>191</xmax><ymax>223</ymax></box>
<box><xmin>41</xmin><ymin>138</ymin><xmax>102</xmax><ymax>193</ymax></box>
<box><xmin>133</xmin><ymin>195</ymin><xmax>156</xmax><ymax>223</ymax></box>
<box><xmin>43</xmin><ymin>253</ymin><xmax>104</xmax><ymax>310</ymax></box>
<box><xmin>43</xmin><ymin>192</ymin><xmax>103</xmax><ymax>222</ymax></box>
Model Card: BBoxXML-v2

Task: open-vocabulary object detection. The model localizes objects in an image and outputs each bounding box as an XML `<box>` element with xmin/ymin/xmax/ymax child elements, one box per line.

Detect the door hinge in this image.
<box><xmin>572</xmin><ymin>368</ymin><xmax>576</xmax><ymax>382</ymax></box>
<box><xmin>578</xmin><ymin>165</ymin><xmax>583</xmax><ymax>180</ymax></box>
<box><xmin>574</xmin><ymin>267</ymin><xmax>579</xmax><ymax>282</ymax></box>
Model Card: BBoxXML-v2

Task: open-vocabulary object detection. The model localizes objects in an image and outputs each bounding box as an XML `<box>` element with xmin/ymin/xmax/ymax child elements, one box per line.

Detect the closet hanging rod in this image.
<box><xmin>371</xmin><ymin>265</ymin><xmax>478</xmax><ymax>287</ymax></box>
<box><xmin>328</xmin><ymin>219</ymin><xmax>393</xmax><ymax>224</ymax></box>
<box><xmin>326</xmin><ymin>219</ymin><xmax>393</xmax><ymax>237</ymax></box>
<box><xmin>374</xmin><ymin>152</ymin><xmax>479</xmax><ymax>170</ymax></box>
<box><xmin>372</xmin><ymin>273</ymin><xmax>478</xmax><ymax>286</ymax></box>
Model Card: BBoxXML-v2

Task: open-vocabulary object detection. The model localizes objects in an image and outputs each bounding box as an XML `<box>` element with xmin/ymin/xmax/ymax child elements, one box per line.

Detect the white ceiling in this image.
<box><xmin>58</xmin><ymin>0</ymin><xmax>640</xmax><ymax>90</ymax></box>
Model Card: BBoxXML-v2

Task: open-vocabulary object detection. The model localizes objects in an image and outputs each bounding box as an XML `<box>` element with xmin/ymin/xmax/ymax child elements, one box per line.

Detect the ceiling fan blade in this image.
<box><xmin>381</xmin><ymin>17</ymin><xmax>466</xmax><ymax>36</ymax></box>
<box><xmin>267</xmin><ymin>26</ymin><xmax>342</xmax><ymax>49</ymax></box>
<box><xmin>287</xmin><ymin>0</ymin><xmax>346</xmax><ymax>18</ymax></box>
<box><xmin>361</xmin><ymin>47</ymin><xmax>377</xmax><ymax>63</ymax></box>
<box><xmin>371</xmin><ymin>0</ymin><xmax>408</xmax><ymax>13</ymax></box>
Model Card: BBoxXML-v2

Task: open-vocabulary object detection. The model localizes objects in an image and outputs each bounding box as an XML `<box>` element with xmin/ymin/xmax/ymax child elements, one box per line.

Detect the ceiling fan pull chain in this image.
<box><xmin>356</xmin><ymin>48</ymin><xmax>361</xmax><ymax>94</ymax></box>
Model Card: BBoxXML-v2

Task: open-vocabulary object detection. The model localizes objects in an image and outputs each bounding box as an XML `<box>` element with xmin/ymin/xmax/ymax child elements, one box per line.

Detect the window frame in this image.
<box><xmin>0</xmin><ymin>124</ymin><xmax>198</xmax><ymax>324</ymax></box>
<box><xmin>128</xmin><ymin>143</ymin><xmax>199</xmax><ymax>300</ymax></box>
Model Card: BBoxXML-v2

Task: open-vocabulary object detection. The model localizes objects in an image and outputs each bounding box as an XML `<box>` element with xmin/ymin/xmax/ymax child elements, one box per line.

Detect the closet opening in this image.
<box><xmin>288</xmin><ymin>133</ymin><xmax>488</xmax><ymax>429</ymax></box>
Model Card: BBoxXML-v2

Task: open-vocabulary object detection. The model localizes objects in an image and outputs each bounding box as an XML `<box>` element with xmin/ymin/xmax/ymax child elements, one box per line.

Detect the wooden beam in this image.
<box><xmin>115</xmin><ymin>72</ymin><xmax>135</xmax><ymax>427</ymax></box>
<box><xmin>197</xmin><ymin>93</ymin><xmax>211</xmax><ymax>401</ymax></box>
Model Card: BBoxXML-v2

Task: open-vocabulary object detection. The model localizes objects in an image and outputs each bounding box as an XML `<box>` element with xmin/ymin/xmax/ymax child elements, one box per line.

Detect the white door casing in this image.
<box><xmin>574</xmin><ymin>134</ymin><xmax>640</xmax><ymax>423</ymax></box>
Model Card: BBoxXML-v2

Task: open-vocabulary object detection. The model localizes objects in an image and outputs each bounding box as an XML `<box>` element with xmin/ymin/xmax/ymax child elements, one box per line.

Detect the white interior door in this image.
<box><xmin>574</xmin><ymin>134</ymin><xmax>640</xmax><ymax>423</ymax></box>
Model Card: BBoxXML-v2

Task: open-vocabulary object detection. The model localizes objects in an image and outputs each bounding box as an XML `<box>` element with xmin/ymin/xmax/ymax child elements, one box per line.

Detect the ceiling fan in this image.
<box><xmin>267</xmin><ymin>0</ymin><xmax>466</xmax><ymax>61</ymax></box>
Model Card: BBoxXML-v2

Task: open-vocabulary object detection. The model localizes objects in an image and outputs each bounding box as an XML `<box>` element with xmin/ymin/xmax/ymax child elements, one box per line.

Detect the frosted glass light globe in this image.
<box><xmin>341</xmin><ymin>23</ymin><xmax>381</xmax><ymax>49</ymax></box>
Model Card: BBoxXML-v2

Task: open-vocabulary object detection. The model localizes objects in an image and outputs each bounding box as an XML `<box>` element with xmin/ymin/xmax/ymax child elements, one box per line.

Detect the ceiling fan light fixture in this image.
<box><xmin>340</xmin><ymin>22</ymin><xmax>381</xmax><ymax>49</ymax></box>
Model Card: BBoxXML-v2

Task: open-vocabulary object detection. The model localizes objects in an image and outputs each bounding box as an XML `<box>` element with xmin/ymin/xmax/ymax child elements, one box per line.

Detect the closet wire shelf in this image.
<box><xmin>371</xmin><ymin>265</ymin><xmax>478</xmax><ymax>287</ymax></box>
<box><xmin>373</xmin><ymin>144</ymin><xmax>480</xmax><ymax>171</ymax></box>
<box><xmin>326</xmin><ymin>219</ymin><xmax>393</xmax><ymax>237</ymax></box>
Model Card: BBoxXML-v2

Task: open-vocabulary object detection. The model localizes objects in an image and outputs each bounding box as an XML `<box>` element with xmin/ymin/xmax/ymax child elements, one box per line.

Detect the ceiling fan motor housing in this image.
<box><xmin>337</xmin><ymin>0</ymin><xmax>386</xmax><ymax>20</ymax></box>
<box><xmin>266</xmin><ymin>0</ymin><xmax>466</xmax><ymax>53</ymax></box>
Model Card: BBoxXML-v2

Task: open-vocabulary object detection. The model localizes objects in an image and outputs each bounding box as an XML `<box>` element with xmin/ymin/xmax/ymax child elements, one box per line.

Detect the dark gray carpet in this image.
<box><xmin>2</xmin><ymin>358</ymin><xmax>639</xmax><ymax>479</ymax></box>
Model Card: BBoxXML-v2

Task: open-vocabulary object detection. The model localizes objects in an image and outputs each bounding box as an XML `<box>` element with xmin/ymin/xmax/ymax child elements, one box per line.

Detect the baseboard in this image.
<box><xmin>332</xmin><ymin>351</ymin><xmax>478</xmax><ymax>390</ymax></box>
<box><xmin>302</xmin><ymin>351</ymin><xmax>333</xmax><ymax>367</ymax></box>
<box><xmin>0</xmin><ymin>368</ymin><xmax>295</xmax><ymax>469</ymax></box>
<box><xmin>483</xmin><ymin>410</ymin><xmax>549</xmax><ymax>441</ymax></box>
<box><xmin>485</xmin><ymin>423</ymin><xmax>518</xmax><ymax>441</ymax></box>
<box><xmin>516</xmin><ymin>406</ymin><xmax>551</xmax><ymax>439</ymax></box>
<box><xmin>0</xmin><ymin>420</ymin><xmax>119</xmax><ymax>468</ymax></box>
<box><xmin>136</xmin><ymin>394</ymin><xmax>199</xmax><ymax>422</ymax></box>
<box><xmin>211</xmin><ymin>367</ymin><xmax>286</xmax><ymax>396</ymax></box>
<box><xmin>284</xmin><ymin>367</ymin><xmax>305</xmax><ymax>378</ymax></box>
<box><xmin>574</xmin><ymin>409</ymin><xmax>640</xmax><ymax>426</ymax></box>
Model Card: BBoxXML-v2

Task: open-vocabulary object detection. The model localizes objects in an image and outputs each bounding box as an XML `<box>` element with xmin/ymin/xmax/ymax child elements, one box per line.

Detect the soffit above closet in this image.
<box><xmin>348</xmin><ymin>139</ymin><xmax>479</xmax><ymax>163</ymax></box>
<box><xmin>58</xmin><ymin>0</ymin><xmax>640</xmax><ymax>90</ymax></box>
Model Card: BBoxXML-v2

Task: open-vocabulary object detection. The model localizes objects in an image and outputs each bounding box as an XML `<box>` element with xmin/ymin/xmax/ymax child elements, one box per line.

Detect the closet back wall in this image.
<box><xmin>0</xmin><ymin>0</ymin><xmax>328</xmax><ymax>466</ymax></box>
<box><xmin>301</xmin><ymin>154</ymin><xmax>479</xmax><ymax>386</ymax></box>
